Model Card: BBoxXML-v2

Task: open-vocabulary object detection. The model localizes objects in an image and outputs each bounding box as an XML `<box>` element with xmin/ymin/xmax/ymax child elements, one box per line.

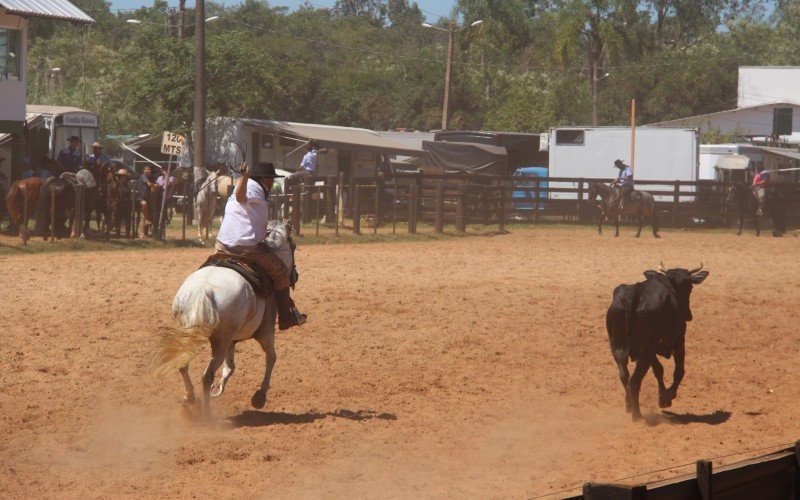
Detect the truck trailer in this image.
<box><xmin>546</xmin><ymin>126</ymin><xmax>699</xmax><ymax>201</ymax></box>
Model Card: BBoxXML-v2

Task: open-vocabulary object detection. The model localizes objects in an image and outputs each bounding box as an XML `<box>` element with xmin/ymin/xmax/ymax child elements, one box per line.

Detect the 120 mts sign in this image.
<box><xmin>161</xmin><ymin>131</ymin><xmax>186</xmax><ymax>156</ymax></box>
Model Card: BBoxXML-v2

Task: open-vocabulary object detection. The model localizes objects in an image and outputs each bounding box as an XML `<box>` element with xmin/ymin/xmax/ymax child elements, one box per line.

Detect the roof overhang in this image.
<box><xmin>0</xmin><ymin>0</ymin><xmax>93</xmax><ymax>23</ymax></box>
<box><xmin>714</xmin><ymin>154</ymin><xmax>751</xmax><ymax>170</ymax></box>
<box><xmin>240</xmin><ymin>119</ymin><xmax>426</xmax><ymax>157</ymax></box>
<box><xmin>759</xmin><ymin>146</ymin><xmax>800</xmax><ymax>161</ymax></box>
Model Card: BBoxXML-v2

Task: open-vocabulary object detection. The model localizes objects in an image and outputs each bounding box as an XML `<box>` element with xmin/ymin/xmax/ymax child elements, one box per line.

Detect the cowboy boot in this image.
<box><xmin>274</xmin><ymin>287</ymin><xmax>307</xmax><ymax>330</ymax></box>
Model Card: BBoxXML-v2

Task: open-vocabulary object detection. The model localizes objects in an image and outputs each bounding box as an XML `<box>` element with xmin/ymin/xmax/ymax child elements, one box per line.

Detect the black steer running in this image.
<box><xmin>606</xmin><ymin>263</ymin><xmax>709</xmax><ymax>420</ymax></box>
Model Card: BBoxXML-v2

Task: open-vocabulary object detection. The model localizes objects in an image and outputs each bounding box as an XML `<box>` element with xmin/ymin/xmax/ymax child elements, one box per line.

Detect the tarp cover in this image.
<box><xmin>421</xmin><ymin>140</ymin><xmax>507</xmax><ymax>175</ymax></box>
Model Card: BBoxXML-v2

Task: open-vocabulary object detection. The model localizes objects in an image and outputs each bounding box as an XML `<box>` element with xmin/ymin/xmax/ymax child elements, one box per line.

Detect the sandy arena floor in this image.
<box><xmin>1</xmin><ymin>226</ymin><xmax>799</xmax><ymax>498</ymax></box>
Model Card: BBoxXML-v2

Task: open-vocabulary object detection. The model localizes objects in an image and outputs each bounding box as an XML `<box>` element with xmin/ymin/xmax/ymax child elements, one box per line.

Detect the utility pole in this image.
<box><xmin>194</xmin><ymin>0</ymin><xmax>206</xmax><ymax>176</ymax></box>
<box><xmin>442</xmin><ymin>21</ymin><xmax>455</xmax><ymax>131</ymax></box>
<box><xmin>178</xmin><ymin>0</ymin><xmax>185</xmax><ymax>39</ymax></box>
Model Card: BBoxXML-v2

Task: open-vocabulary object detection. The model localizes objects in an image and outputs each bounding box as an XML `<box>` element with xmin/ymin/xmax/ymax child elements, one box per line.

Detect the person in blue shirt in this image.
<box><xmin>287</xmin><ymin>141</ymin><xmax>318</xmax><ymax>180</ymax></box>
<box><xmin>57</xmin><ymin>135</ymin><xmax>84</xmax><ymax>173</ymax></box>
<box><xmin>87</xmin><ymin>142</ymin><xmax>111</xmax><ymax>168</ymax></box>
<box><xmin>611</xmin><ymin>159</ymin><xmax>634</xmax><ymax>210</ymax></box>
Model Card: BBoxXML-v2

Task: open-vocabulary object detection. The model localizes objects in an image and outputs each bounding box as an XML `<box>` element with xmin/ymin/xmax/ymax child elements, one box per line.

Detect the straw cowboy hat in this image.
<box><xmin>92</xmin><ymin>141</ymin><xmax>103</xmax><ymax>149</ymax></box>
<box><xmin>117</xmin><ymin>168</ymin><xmax>130</xmax><ymax>176</ymax></box>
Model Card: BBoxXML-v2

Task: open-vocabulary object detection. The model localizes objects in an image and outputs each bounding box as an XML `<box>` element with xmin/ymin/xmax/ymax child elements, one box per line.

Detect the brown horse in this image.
<box><xmin>5</xmin><ymin>177</ymin><xmax>45</xmax><ymax>242</ymax></box>
<box><xmin>587</xmin><ymin>181</ymin><xmax>660</xmax><ymax>238</ymax></box>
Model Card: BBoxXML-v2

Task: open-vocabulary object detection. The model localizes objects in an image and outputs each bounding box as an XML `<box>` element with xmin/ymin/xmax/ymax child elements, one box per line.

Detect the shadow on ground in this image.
<box><xmin>645</xmin><ymin>409</ymin><xmax>732</xmax><ymax>427</ymax></box>
<box><xmin>230</xmin><ymin>408</ymin><xmax>397</xmax><ymax>428</ymax></box>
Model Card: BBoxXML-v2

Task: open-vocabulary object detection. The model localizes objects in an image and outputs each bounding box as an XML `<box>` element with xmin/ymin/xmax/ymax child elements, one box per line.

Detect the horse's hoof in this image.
<box><xmin>658</xmin><ymin>398</ymin><xmax>672</xmax><ymax>409</ymax></box>
<box><xmin>181</xmin><ymin>400</ymin><xmax>201</xmax><ymax>421</ymax></box>
<box><xmin>210</xmin><ymin>381</ymin><xmax>224</xmax><ymax>397</ymax></box>
<box><xmin>251</xmin><ymin>390</ymin><xmax>267</xmax><ymax>409</ymax></box>
<box><xmin>654</xmin><ymin>234</ymin><xmax>661</xmax><ymax>239</ymax></box>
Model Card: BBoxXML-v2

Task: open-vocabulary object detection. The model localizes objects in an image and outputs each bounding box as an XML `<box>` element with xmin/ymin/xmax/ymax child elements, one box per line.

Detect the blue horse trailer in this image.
<box><xmin>513</xmin><ymin>166</ymin><xmax>548</xmax><ymax>211</ymax></box>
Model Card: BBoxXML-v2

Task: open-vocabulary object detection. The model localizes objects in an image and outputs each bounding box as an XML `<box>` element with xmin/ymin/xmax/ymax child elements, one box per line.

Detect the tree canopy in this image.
<box><xmin>26</xmin><ymin>0</ymin><xmax>795</xmax><ymax>140</ymax></box>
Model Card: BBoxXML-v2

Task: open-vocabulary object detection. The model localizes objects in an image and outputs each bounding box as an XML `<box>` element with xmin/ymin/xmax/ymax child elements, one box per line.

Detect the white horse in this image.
<box><xmin>153</xmin><ymin>221</ymin><xmax>295</xmax><ymax>416</ymax></box>
<box><xmin>195</xmin><ymin>170</ymin><xmax>233</xmax><ymax>241</ymax></box>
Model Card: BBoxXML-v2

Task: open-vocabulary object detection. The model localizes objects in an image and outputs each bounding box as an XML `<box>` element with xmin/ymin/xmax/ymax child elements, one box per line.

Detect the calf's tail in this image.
<box><xmin>151</xmin><ymin>284</ymin><xmax>219</xmax><ymax>376</ymax></box>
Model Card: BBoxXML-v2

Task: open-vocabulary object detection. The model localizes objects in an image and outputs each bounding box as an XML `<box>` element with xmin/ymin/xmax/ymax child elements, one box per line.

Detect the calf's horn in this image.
<box><xmin>689</xmin><ymin>262</ymin><xmax>704</xmax><ymax>275</ymax></box>
<box><xmin>658</xmin><ymin>261</ymin><xmax>666</xmax><ymax>273</ymax></box>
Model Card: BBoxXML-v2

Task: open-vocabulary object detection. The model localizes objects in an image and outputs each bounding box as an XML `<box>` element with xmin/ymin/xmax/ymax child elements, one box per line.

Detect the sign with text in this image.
<box><xmin>161</xmin><ymin>131</ymin><xmax>185</xmax><ymax>156</ymax></box>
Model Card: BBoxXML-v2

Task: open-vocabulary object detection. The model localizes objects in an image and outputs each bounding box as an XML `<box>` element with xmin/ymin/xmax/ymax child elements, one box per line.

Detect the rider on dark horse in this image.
<box><xmin>215</xmin><ymin>161</ymin><xmax>307</xmax><ymax>331</ymax></box>
<box><xmin>611</xmin><ymin>159</ymin><xmax>634</xmax><ymax>210</ymax></box>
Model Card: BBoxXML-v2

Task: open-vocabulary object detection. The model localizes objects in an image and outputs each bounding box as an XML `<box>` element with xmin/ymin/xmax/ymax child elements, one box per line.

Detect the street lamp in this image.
<box><xmin>423</xmin><ymin>19</ymin><xmax>483</xmax><ymax>131</ymax></box>
<box><xmin>591</xmin><ymin>72</ymin><xmax>610</xmax><ymax>126</ymax></box>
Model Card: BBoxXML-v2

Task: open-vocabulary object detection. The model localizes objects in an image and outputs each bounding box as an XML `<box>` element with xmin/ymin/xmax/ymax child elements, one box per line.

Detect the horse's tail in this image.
<box><xmin>151</xmin><ymin>283</ymin><xmax>219</xmax><ymax>376</ymax></box>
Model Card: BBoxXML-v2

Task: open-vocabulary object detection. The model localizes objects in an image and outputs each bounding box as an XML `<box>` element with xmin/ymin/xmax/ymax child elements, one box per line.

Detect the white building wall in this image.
<box><xmin>651</xmin><ymin>104</ymin><xmax>800</xmax><ymax>138</ymax></box>
<box><xmin>738</xmin><ymin>67</ymin><xmax>800</xmax><ymax>108</ymax></box>
<box><xmin>0</xmin><ymin>10</ymin><xmax>28</xmax><ymax>123</ymax></box>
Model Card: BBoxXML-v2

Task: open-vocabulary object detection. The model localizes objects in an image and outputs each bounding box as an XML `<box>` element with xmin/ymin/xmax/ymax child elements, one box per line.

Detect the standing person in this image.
<box><xmin>611</xmin><ymin>159</ymin><xmax>634</xmax><ymax>210</ymax></box>
<box><xmin>57</xmin><ymin>135</ymin><xmax>83</xmax><ymax>173</ymax></box>
<box><xmin>87</xmin><ymin>141</ymin><xmax>111</xmax><ymax>168</ymax></box>
<box><xmin>216</xmin><ymin>161</ymin><xmax>306</xmax><ymax>330</ymax></box>
<box><xmin>287</xmin><ymin>141</ymin><xmax>318</xmax><ymax>180</ymax></box>
<box><xmin>136</xmin><ymin>165</ymin><xmax>159</xmax><ymax>238</ymax></box>
<box><xmin>751</xmin><ymin>164</ymin><xmax>770</xmax><ymax>216</ymax></box>
<box><xmin>115</xmin><ymin>168</ymin><xmax>133</xmax><ymax>238</ymax></box>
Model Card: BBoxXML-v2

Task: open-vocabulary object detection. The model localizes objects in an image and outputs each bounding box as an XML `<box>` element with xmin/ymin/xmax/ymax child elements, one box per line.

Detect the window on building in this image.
<box><xmin>0</xmin><ymin>28</ymin><xmax>22</xmax><ymax>80</ymax></box>
<box><xmin>773</xmin><ymin>108</ymin><xmax>793</xmax><ymax>136</ymax></box>
<box><xmin>555</xmin><ymin>129</ymin><xmax>585</xmax><ymax>145</ymax></box>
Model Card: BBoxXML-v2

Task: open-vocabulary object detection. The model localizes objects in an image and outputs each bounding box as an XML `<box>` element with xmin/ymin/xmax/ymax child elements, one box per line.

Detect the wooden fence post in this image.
<box><xmin>408</xmin><ymin>181</ymin><xmax>417</xmax><ymax>234</ymax></box>
<box><xmin>435</xmin><ymin>183</ymin><xmax>444</xmax><ymax>234</ymax></box>
<box><xmin>498</xmin><ymin>186</ymin><xmax>505</xmax><ymax>232</ymax></box>
<box><xmin>181</xmin><ymin>181</ymin><xmax>187</xmax><ymax>241</ymax></box>
<box><xmin>577</xmin><ymin>178</ymin><xmax>584</xmax><ymax>222</ymax></box>
<box><xmin>696</xmin><ymin>460</ymin><xmax>712</xmax><ymax>500</ymax></box>
<box><xmin>353</xmin><ymin>185</ymin><xmax>361</xmax><ymax>235</ymax></box>
<box><xmin>392</xmin><ymin>181</ymin><xmax>398</xmax><ymax>235</ymax></box>
<box><xmin>375</xmin><ymin>173</ymin><xmax>383</xmax><ymax>228</ymax></box>
<box><xmin>535</xmin><ymin>177</ymin><xmax>542</xmax><ymax>223</ymax></box>
<box><xmin>455</xmin><ymin>184</ymin><xmax>467</xmax><ymax>233</ymax></box>
<box><xmin>291</xmin><ymin>184</ymin><xmax>301</xmax><ymax>236</ymax></box>
<box><xmin>337</xmin><ymin>171</ymin><xmax>345</xmax><ymax>230</ymax></box>
<box><xmin>315</xmin><ymin>185</ymin><xmax>321</xmax><ymax>236</ymax></box>
<box><xmin>50</xmin><ymin>185</ymin><xmax>56</xmax><ymax>242</ymax></box>
<box><xmin>673</xmin><ymin>180</ymin><xmax>680</xmax><ymax>225</ymax></box>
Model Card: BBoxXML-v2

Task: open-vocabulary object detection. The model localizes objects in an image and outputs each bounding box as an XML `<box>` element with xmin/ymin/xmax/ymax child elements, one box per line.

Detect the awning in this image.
<box><xmin>714</xmin><ymin>154</ymin><xmax>750</xmax><ymax>170</ymax></box>
<box><xmin>241</xmin><ymin>119</ymin><xmax>426</xmax><ymax>157</ymax></box>
<box><xmin>759</xmin><ymin>146</ymin><xmax>800</xmax><ymax>162</ymax></box>
<box><xmin>0</xmin><ymin>0</ymin><xmax>93</xmax><ymax>23</ymax></box>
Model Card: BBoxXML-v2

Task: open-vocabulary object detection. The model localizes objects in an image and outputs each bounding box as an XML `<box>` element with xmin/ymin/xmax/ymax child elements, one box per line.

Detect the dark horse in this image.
<box><xmin>34</xmin><ymin>178</ymin><xmax>76</xmax><ymax>239</ymax></box>
<box><xmin>587</xmin><ymin>181</ymin><xmax>660</xmax><ymax>238</ymax></box>
<box><xmin>726</xmin><ymin>182</ymin><xmax>785</xmax><ymax>237</ymax></box>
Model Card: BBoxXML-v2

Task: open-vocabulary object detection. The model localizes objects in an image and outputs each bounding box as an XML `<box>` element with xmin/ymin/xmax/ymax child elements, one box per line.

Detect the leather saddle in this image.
<box><xmin>200</xmin><ymin>251</ymin><xmax>274</xmax><ymax>298</ymax></box>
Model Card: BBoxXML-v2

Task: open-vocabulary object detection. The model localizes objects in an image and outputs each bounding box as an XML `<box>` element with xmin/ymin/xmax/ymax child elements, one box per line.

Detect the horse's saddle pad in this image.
<box><xmin>200</xmin><ymin>252</ymin><xmax>274</xmax><ymax>298</ymax></box>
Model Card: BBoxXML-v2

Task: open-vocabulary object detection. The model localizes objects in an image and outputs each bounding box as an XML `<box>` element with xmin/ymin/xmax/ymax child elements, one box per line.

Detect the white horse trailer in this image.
<box><xmin>546</xmin><ymin>126</ymin><xmax>699</xmax><ymax>201</ymax></box>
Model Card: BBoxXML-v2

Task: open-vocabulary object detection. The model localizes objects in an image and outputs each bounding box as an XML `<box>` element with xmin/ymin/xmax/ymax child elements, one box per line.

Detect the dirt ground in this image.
<box><xmin>1</xmin><ymin>226</ymin><xmax>799</xmax><ymax>498</ymax></box>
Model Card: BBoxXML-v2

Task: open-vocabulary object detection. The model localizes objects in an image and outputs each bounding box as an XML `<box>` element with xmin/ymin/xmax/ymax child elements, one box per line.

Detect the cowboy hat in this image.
<box><xmin>92</xmin><ymin>141</ymin><xmax>103</xmax><ymax>149</ymax></box>
<box><xmin>68</xmin><ymin>135</ymin><xmax>80</xmax><ymax>142</ymax></box>
<box><xmin>117</xmin><ymin>168</ymin><xmax>129</xmax><ymax>176</ymax></box>
<box><xmin>250</xmin><ymin>162</ymin><xmax>284</xmax><ymax>178</ymax></box>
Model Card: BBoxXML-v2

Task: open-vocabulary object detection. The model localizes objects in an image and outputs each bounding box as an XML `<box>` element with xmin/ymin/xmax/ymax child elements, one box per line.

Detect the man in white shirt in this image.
<box><xmin>287</xmin><ymin>142</ymin><xmax>318</xmax><ymax>180</ymax></box>
<box><xmin>216</xmin><ymin>161</ymin><xmax>306</xmax><ymax>330</ymax></box>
